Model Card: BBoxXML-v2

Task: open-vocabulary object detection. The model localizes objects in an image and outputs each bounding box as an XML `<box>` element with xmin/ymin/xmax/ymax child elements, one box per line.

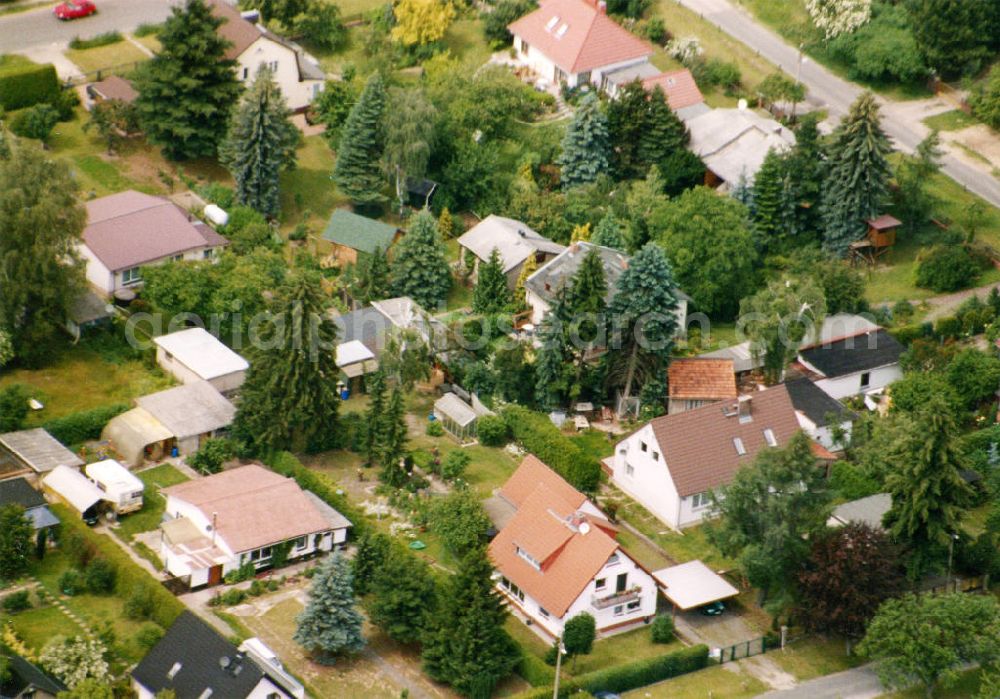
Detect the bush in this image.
<box><xmin>223</xmin><ymin>561</ymin><xmax>256</xmax><ymax>585</ymax></box>
<box><xmin>134</xmin><ymin>22</ymin><xmax>163</xmax><ymax>37</ymax></box>
<box><xmin>124</xmin><ymin>584</ymin><xmax>155</xmax><ymax>620</ymax></box>
<box><xmin>68</xmin><ymin>32</ymin><xmax>122</xmax><ymax>49</ymax></box>
<box><xmin>476</xmin><ymin>413</ymin><xmax>509</xmax><ymax>446</ymax></box>
<box><xmin>10</xmin><ymin>103</ymin><xmax>59</xmax><ymax>143</ymax></box>
<box><xmin>2</xmin><ymin>590</ymin><xmax>31</xmax><ymax>613</ymax></box>
<box><xmin>516</xmin><ymin>647</ymin><xmax>555</xmax><ymax>686</ymax></box>
<box><xmin>196</xmin><ymin>182</ymin><xmax>234</xmax><ymax>209</ymax></box>
<box><xmin>829</xmin><ymin>462</ymin><xmax>882</xmax><ymax>501</ymax></box>
<box><xmin>59</xmin><ymin>570</ymin><xmax>83</xmax><ymax>596</ymax></box>
<box><xmin>43</xmin><ymin>403</ymin><xmax>128</xmax><ymax>446</ymax></box>
<box><xmin>914</xmin><ymin>245</ymin><xmax>980</xmax><ymax>292</ymax></box>
<box><xmin>440</xmin><ymin>450</ymin><xmax>471</xmax><ymax>482</ymax></box>
<box><xmin>209</xmin><ymin>588</ymin><xmax>248</xmax><ymax>607</ymax></box>
<box><xmin>650</xmin><ymin>614</ymin><xmax>674</xmax><ymax>643</ymax></box>
<box><xmin>84</xmin><ymin>557</ymin><xmax>117</xmax><ymax>594</ymax></box>
<box><xmin>0</xmin><ymin>56</ymin><xmax>60</xmax><ymax>111</ymax></box>
<box><xmin>501</xmin><ymin>405</ymin><xmax>600</xmax><ymax>492</ymax></box>
<box><xmin>188</xmin><ymin>438</ymin><xmax>235</xmax><ymax>474</ymax></box>
<box><xmin>249</xmin><ymin>579</ymin><xmax>266</xmax><ymax>596</ymax></box>
<box><xmin>136</xmin><ymin>623</ymin><xmax>164</xmax><ymax>651</ymax></box>
<box><xmin>425</xmin><ymin>421</ymin><xmax>445</xmax><ymax>437</ymax></box>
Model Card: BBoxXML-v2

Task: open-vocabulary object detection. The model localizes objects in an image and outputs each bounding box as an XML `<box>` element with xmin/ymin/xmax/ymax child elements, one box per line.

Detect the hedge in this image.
<box><xmin>50</xmin><ymin>503</ymin><xmax>185</xmax><ymax>630</ymax></box>
<box><xmin>264</xmin><ymin>450</ymin><xmax>370</xmax><ymax>538</ymax></box>
<box><xmin>43</xmin><ymin>403</ymin><xmax>128</xmax><ymax>447</ymax></box>
<box><xmin>0</xmin><ymin>57</ymin><xmax>59</xmax><ymax>111</ymax></box>
<box><xmin>516</xmin><ymin>647</ymin><xmax>556</xmax><ymax>687</ymax></box>
<box><xmin>501</xmin><ymin>405</ymin><xmax>600</xmax><ymax>492</ymax></box>
<box><xmin>514</xmin><ymin>644</ymin><xmax>709</xmax><ymax>698</ymax></box>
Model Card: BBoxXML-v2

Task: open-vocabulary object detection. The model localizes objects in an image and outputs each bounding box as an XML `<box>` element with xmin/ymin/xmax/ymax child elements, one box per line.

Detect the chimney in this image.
<box><xmin>737</xmin><ymin>394</ymin><xmax>752</xmax><ymax>422</ymax></box>
<box><xmin>597</xmin><ymin>0</ymin><xmax>607</xmax><ymax>12</ymax></box>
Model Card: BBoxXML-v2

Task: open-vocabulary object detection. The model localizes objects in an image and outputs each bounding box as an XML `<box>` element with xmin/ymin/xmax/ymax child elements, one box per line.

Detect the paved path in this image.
<box><xmin>676</xmin><ymin>0</ymin><xmax>1000</xmax><ymax>209</ymax></box>
<box><xmin>758</xmin><ymin>663</ymin><xmax>885</xmax><ymax>699</ymax></box>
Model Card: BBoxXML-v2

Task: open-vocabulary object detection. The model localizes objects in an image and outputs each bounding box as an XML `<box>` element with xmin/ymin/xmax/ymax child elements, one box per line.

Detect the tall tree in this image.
<box><xmin>378</xmin><ymin>387</ymin><xmax>409</xmax><ymax>487</ymax></box>
<box><xmin>383</xmin><ymin>87</ymin><xmax>437</xmax><ymax>213</ymax></box>
<box><xmin>638</xmin><ymin>85</ymin><xmax>702</xmax><ymax>194</ymax></box>
<box><xmin>709</xmin><ymin>432</ymin><xmax>832</xmax><ymax>609</ymax></box>
<box><xmin>797</xmin><ymin>523</ymin><xmax>905</xmax><ymax>643</ymax></box>
<box><xmin>232</xmin><ymin>272</ymin><xmax>341</xmax><ymax>454</ymax></box>
<box><xmin>294</xmin><ymin>552</ymin><xmax>365</xmax><ymax>662</ymax></box>
<box><xmin>785</xmin><ymin>113</ymin><xmax>825</xmax><ymax>238</ymax></box>
<box><xmin>333</xmin><ymin>73</ymin><xmax>387</xmax><ymax>205</ymax></box>
<box><xmin>390</xmin><ymin>0</ymin><xmax>457</xmax><ymax>46</ymax></box>
<box><xmin>624</xmin><ymin>165</ymin><xmax>669</xmax><ymax>251</ymax></box>
<box><xmin>882</xmin><ymin>395</ymin><xmax>974</xmax><ymax>577</ymax></box>
<box><xmin>894</xmin><ymin>129</ymin><xmax>942</xmax><ymax>235</ymax></box>
<box><xmin>906</xmin><ymin>0</ymin><xmax>998</xmax><ymax>79</ymax></box>
<box><xmin>363</xmin><ymin>370</ymin><xmax>388</xmax><ymax>466</ymax></box>
<box><xmin>353</xmin><ymin>246</ymin><xmax>391</xmax><ymax>305</ymax></box>
<box><xmin>750</xmin><ymin>148</ymin><xmax>790</xmax><ymax>252</ymax></box>
<box><xmin>607</xmin><ymin>80</ymin><xmax>649</xmax><ymax>179</ymax></box>
<box><xmin>390</xmin><ymin>209</ymin><xmax>452</xmax><ymax>309</ymax></box>
<box><xmin>739</xmin><ymin>276</ymin><xmax>827</xmax><ymax>384</ymax></box>
<box><xmin>821</xmin><ymin>92</ymin><xmax>893</xmax><ymax>256</ymax></box>
<box><xmin>220</xmin><ymin>66</ymin><xmax>298</xmax><ymax>218</ymax></box>
<box><xmin>134</xmin><ymin>0</ymin><xmax>241</xmax><ymax>160</ymax></box>
<box><xmin>0</xmin><ymin>143</ymin><xmax>86</xmax><ymax>365</ymax></box>
<box><xmin>422</xmin><ymin>548</ymin><xmax>520</xmax><ymax>696</ymax></box>
<box><xmin>0</xmin><ymin>505</ymin><xmax>32</xmax><ymax>580</ymax></box>
<box><xmin>591</xmin><ymin>211</ymin><xmax>626</xmax><ymax>250</ymax></box>
<box><xmin>428</xmin><ymin>489</ymin><xmax>491</xmax><ymax>558</ymax></box>
<box><xmin>472</xmin><ymin>247</ymin><xmax>512</xmax><ymax>315</ymax></box>
<box><xmin>608</xmin><ymin>243</ymin><xmax>679</xmax><ymax>416</ymax></box>
<box><xmin>0</xmin><ymin>385</ymin><xmax>28</xmax><ymax>432</ymax></box>
<box><xmin>557</xmin><ymin>92</ymin><xmax>610</xmax><ymax>189</ymax></box>
<box><xmin>533</xmin><ymin>286</ymin><xmax>572</xmax><ymax>409</ymax></box>
<box><xmin>368</xmin><ymin>545</ymin><xmax>438</xmax><ymax>644</ymax></box>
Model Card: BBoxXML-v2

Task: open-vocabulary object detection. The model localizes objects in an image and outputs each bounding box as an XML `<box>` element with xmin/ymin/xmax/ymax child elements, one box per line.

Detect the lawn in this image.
<box><xmin>114</xmin><ymin>463</ymin><xmax>190</xmax><ymax>541</ymax></box>
<box><xmin>338</xmin><ymin>0</ymin><xmax>387</xmax><ymax>20</ymax></box>
<box><xmin>5</xmin><ymin>604</ymin><xmax>86</xmax><ymax>652</ymax></box>
<box><xmin>279</xmin><ymin>135</ymin><xmax>344</xmax><ymax>228</ymax></box>
<box><xmin>881</xmin><ymin>668</ymin><xmax>983</xmax><ymax>698</ymax></box>
<box><xmin>64</xmin><ymin>39</ymin><xmax>149</xmax><ymax>76</ymax></box>
<box><xmin>769</xmin><ymin>635</ymin><xmax>864</xmax><ymax>681</ymax></box>
<box><xmin>0</xmin><ymin>339</ymin><xmax>172</xmax><ymax>425</ymax></box>
<box><xmin>924</xmin><ymin>110</ymin><xmax>980</xmax><ymax>132</ymax></box>
<box><xmin>442</xmin><ymin>17</ymin><xmax>494</xmax><ymax>70</ymax></box>
<box><xmin>622</xmin><ymin>663</ymin><xmax>769</xmax><ymax>698</ymax></box>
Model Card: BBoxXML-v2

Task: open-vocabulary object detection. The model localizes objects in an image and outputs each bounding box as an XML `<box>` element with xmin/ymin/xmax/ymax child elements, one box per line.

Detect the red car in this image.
<box><xmin>54</xmin><ymin>0</ymin><xmax>97</xmax><ymax>20</ymax></box>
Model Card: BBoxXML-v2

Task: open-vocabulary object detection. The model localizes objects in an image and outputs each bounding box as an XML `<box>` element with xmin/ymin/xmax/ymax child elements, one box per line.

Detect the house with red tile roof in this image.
<box><xmin>609</xmin><ymin>385</ymin><xmax>804</xmax><ymax>530</ymax></box>
<box><xmin>79</xmin><ymin>191</ymin><xmax>228</xmax><ymax>297</ymax></box>
<box><xmin>642</xmin><ymin>69</ymin><xmax>707</xmax><ymax>119</ymax></box>
<box><xmin>508</xmin><ymin>0</ymin><xmax>654</xmax><ymax>90</ymax></box>
<box><xmin>667</xmin><ymin>358</ymin><xmax>738</xmax><ymax>414</ymax></box>
<box><xmin>488</xmin><ymin>455</ymin><xmax>658</xmax><ymax>639</ymax></box>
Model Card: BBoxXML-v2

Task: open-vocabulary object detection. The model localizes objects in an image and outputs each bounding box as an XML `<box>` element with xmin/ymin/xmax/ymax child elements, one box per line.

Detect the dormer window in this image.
<box><xmin>516</xmin><ymin>545</ymin><xmax>541</xmax><ymax>570</ymax></box>
<box><xmin>763</xmin><ymin>429</ymin><xmax>777</xmax><ymax>447</ymax></box>
<box><xmin>605</xmin><ymin>552</ymin><xmax>620</xmax><ymax>567</ymax></box>
<box><xmin>733</xmin><ymin>437</ymin><xmax>747</xmax><ymax>456</ymax></box>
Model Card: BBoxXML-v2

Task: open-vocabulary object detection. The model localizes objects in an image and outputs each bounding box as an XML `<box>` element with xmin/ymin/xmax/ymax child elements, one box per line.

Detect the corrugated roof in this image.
<box><xmin>642</xmin><ymin>69</ymin><xmax>705</xmax><ymax>111</ymax></box>
<box><xmin>509</xmin><ymin>0</ymin><xmax>653</xmax><ymax>74</ymax></box>
<box><xmin>829</xmin><ymin>493</ymin><xmax>891</xmax><ymax>529</ymax></box>
<box><xmin>154</xmin><ymin>328</ymin><xmax>249</xmax><ymax>381</ymax></box>
<box><xmin>321</xmin><ymin>209</ymin><xmax>400</xmax><ymax>255</ymax></box>
<box><xmin>0</xmin><ymin>429</ymin><xmax>83</xmax><ymax>473</ymax></box>
<box><xmin>698</xmin><ymin>341</ymin><xmax>762</xmax><ymax>374</ymax></box>
<box><xmin>686</xmin><ymin>108</ymin><xmax>795</xmax><ymax>184</ymax></box>
<box><xmin>163</xmin><ymin>464</ymin><xmax>337</xmax><ymax>553</ymax></box>
<box><xmin>102</xmin><ymin>408</ymin><xmax>174</xmax><ymax>466</ymax></box>
<box><xmin>652</xmin><ymin>560</ymin><xmax>738</xmax><ymax>610</ymax></box>
<box><xmin>0</xmin><ymin>477</ymin><xmax>45</xmax><ymax>509</ymax></box>
<box><xmin>668</xmin><ymin>358</ymin><xmax>737</xmax><ymax>400</ymax></box>
<box><xmin>458</xmin><ymin>215</ymin><xmax>565</xmax><ymax>273</ymax></box>
<box><xmin>135</xmin><ymin>381</ymin><xmax>235</xmax><ymax>439</ymax></box>
<box><xmin>644</xmin><ymin>384</ymin><xmax>801</xmax><ymax>496</ymax></box>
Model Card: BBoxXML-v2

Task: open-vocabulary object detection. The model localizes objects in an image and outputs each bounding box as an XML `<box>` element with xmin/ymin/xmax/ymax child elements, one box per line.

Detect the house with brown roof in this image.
<box><xmin>208</xmin><ymin>0</ymin><xmax>324</xmax><ymax>112</ymax></box>
<box><xmin>609</xmin><ymin>385</ymin><xmax>802</xmax><ymax>530</ymax></box>
<box><xmin>488</xmin><ymin>456</ymin><xmax>658</xmax><ymax>639</ymax></box>
<box><xmin>79</xmin><ymin>191</ymin><xmax>228</xmax><ymax>297</ymax></box>
<box><xmin>508</xmin><ymin>0</ymin><xmax>654</xmax><ymax>90</ymax></box>
<box><xmin>667</xmin><ymin>358</ymin><xmax>738</xmax><ymax>414</ymax></box>
<box><xmin>641</xmin><ymin>69</ymin><xmax>707</xmax><ymax>120</ymax></box>
<box><xmin>160</xmin><ymin>464</ymin><xmax>351</xmax><ymax>589</ymax></box>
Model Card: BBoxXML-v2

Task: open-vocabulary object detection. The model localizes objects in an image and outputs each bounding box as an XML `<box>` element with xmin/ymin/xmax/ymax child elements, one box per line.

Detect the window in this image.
<box><xmin>545</xmin><ymin>15</ymin><xmax>559</xmax><ymax>31</ymax></box>
<box><xmin>516</xmin><ymin>546</ymin><xmax>541</xmax><ymax>570</ymax></box>
<box><xmin>605</xmin><ymin>553</ymin><xmax>620</xmax><ymax>567</ymax></box>
<box><xmin>595</xmin><ymin>578</ymin><xmax>606</xmax><ymax>590</ymax></box>
<box><xmin>203</xmin><ymin>249</ymin><xmax>214</xmax><ymax>259</ymax></box>
<box><xmin>242</xmin><ymin>67</ymin><xmax>249</xmax><ymax>79</ymax></box>
<box><xmin>640</xmin><ymin>441</ymin><xmax>648</xmax><ymax>452</ymax></box>
<box><xmin>625</xmin><ymin>463</ymin><xmax>634</xmax><ymax>477</ymax></box>
<box><xmin>860</xmin><ymin>372</ymin><xmax>871</xmax><ymax>388</ymax></box>
<box><xmin>763</xmin><ymin>429</ymin><xmax>777</xmax><ymax>447</ymax></box>
<box><xmin>293</xmin><ymin>536</ymin><xmax>307</xmax><ymax>550</ymax></box>
<box><xmin>539</xmin><ymin>607</ymin><xmax>550</xmax><ymax>618</ymax></box>
<box><xmin>521</xmin><ymin>40</ymin><xmax>530</xmax><ymax>53</ymax></box>
<box><xmin>626</xmin><ymin>600</ymin><xmax>641</xmax><ymax>611</ymax></box>
<box><xmin>613</xmin><ymin>605</ymin><xmax>624</xmax><ymax>616</ymax></box>
<box><xmin>269</xmin><ymin>60</ymin><xmax>279</xmax><ymax>71</ymax></box>
<box><xmin>250</xmin><ymin>546</ymin><xmax>272</xmax><ymax>562</ymax></box>
<box><xmin>691</xmin><ymin>492</ymin><xmax>710</xmax><ymax>509</ymax></box>
<box><xmin>501</xmin><ymin>576</ymin><xmax>525</xmax><ymax>602</ymax></box>
<box><xmin>172</xmin><ymin>254</ymin><xmax>183</xmax><ymax>262</ymax></box>
<box><xmin>685</xmin><ymin>400</ymin><xmax>703</xmax><ymax>411</ymax></box>
<box><xmin>733</xmin><ymin>437</ymin><xmax>747</xmax><ymax>456</ymax></box>
<box><xmin>121</xmin><ymin>267</ymin><xmax>142</xmax><ymax>284</ymax></box>
<box><xmin>652</xmin><ymin>451</ymin><xmax>660</xmax><ymax>462</ymax></box>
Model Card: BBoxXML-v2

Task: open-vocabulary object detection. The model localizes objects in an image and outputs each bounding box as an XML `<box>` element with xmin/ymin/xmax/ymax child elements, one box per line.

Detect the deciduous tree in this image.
<box><xmin>294</xmin><ymin>552</ymin><xmax>365</xmax><ymax>661</ymax></box>
<box><xmin>384</xmin><ymin>87</ymin><xmax>436</xmax><ymax>213</ymax></box>
<box><xmin>907</xmin><ymin>0</ymin><xmax>998</xmax><ymax>79</ymax></box>
<box><xmin>0</xmin><ymin>505</ymin><xmax>32</xmax><ymax>580</ymax></box>
<box><xmin>84</xmin><ymin>99</ymin><xmax>140</xmax><ymax>154</ymax></box>
<box><xmin>428</xmin><ymin>489</ymin><xmax>491</xmax><ymax>558</ymax></box>
<box><xmin>390</xmin><ymin>0</ymin><xmax>456</xmax><ymax>46</ymax></box>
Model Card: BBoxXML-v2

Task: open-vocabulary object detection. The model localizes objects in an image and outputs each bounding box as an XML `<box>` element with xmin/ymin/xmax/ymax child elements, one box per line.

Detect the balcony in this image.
<box><xmin>591</xmin><ymin>586</ymin><xmax>641</xmax><ymax>610</ymax></box>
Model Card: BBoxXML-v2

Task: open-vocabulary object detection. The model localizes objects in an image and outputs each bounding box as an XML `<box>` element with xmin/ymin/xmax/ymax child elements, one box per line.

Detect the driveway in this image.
<box><xmin>676</xmin><ymin>0</ymin><xmax>1000</xmax><ymax>209</ymax></box>
<box><xmin>0</xmin><ymin>0</ymin><xmax>176</xmax><ymax>54</ymax></box>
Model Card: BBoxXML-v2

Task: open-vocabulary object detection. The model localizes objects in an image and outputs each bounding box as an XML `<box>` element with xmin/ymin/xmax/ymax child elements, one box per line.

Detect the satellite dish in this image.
<box><xmin>579</xmin><ymin>522</ymin><xmax>591</xmax><ymax>535</ymax></box>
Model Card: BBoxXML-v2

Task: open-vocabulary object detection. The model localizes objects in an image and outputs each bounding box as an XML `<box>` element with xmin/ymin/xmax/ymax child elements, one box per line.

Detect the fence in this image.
<box><xmin>922</xmin><ymin>574</ymin><xmax>988</xmax><ymax>596</ymax></box>
<box><xmin>716</xmin><ymin>636</ymin><xmax>767</xmax><ymax>663</ymax></box>
<box><xmin>62</xmin><ymin>61</ymin><xmax>145</xmax><ymax>88</ymax></box>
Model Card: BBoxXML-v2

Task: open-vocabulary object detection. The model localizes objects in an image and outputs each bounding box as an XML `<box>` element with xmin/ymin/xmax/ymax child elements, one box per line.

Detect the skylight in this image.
<box><xmin>555</xmin><ymin>23</ymin><xmax>569</xmax><ymax>38</ymax></box>
<box><xmin>733</xmin><ymin>437</ymin><xmax>747</xmax><ymax>456</ymax></box>
<box><xmin>763</xmin><ymin>429</ymin><xmax>777</xmax><ymax>447</ymax></box>
<box><xmin>545</xmin><ymin>15</ymin><xmax>559</xmax><ymax>31</ymax></box>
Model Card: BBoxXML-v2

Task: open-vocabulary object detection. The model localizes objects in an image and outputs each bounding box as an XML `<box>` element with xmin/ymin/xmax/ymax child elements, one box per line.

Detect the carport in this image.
<box><xmin>653</xmin><ymin>560</ymin><xmax>739</xmax><ymax>617</ymax></box>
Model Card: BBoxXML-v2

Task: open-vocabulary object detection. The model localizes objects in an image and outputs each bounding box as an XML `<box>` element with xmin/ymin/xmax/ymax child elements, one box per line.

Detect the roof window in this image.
<box><xmin>545</xmin><ymin>15</ymin><xmax>559</xmax><ymax>31</ymax></box>
<box><xmin>733</xmin><ymin>437</ymin><xmax>747</xmax><ymax>456</ymax></box>
<box><xmin>555</xmin><ymin>23</ymin><xmax>569</xmax><ymax>38</ymax></box>
<box><xmin>763</xmin><ymin>429</ymin><xmax>777</xmax><ymax>447</ymax></box>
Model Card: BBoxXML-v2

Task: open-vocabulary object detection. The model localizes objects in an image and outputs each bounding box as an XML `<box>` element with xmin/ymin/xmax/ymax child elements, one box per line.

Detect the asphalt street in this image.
<box><xmin>758</xmin><ymin>663</ymin><xmax>885</xmax><ymax>699</ymax></box>
<box><xmin>0</xmin><ymin>0</ymin><xmax>175</xmax><ymax>53</ymax></box>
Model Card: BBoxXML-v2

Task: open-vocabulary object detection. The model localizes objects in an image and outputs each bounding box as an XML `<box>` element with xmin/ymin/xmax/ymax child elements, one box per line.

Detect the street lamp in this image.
<box><xmin>552</xmin><ymin>636</ymin><xmax>567</xmax><ymax>699</ymax></box>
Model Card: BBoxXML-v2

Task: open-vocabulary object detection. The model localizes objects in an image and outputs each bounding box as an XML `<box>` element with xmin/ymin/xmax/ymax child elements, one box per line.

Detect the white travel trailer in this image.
<box><xmin>86</xmin><ymin>459</ymin><xmax>144</xmax><ymax>515</ymax></box>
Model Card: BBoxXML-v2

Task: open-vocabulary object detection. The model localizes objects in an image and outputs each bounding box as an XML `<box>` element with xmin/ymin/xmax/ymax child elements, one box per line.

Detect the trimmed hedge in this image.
<box><xmin>515</xmin><ymin>644</ymin><xmax>709</xmax><ymax>698</ymax></box>
<box><xmin>43</xmin><ymin>403</ymin><xmax>128</xmax><ymax>446</ymax></box>
<box><xmin>0</xmin><ymin>57</ymin><xmax>59</xmax><ymax>111</ymax></box>
<box><xmin>501</xmin><ymin>405</ymin><xmax>600</xmax><ymax>492</ymax></box>
<box><xmin>50</xmin><ymin>503</ymin><xmax>184</xmax><ymax>630</ymax></box>
<box><xmin>516</xmin><ymin>648</ymin><xmax>556</xmax><ymax>686</ymax></box>
<box><xmin>264</xmin><ymin>450</ymin><xmax>370</xmax><ymax>538</ymax></box>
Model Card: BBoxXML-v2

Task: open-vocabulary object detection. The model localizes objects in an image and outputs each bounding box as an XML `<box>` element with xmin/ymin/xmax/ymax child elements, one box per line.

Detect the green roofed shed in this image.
<box><xmin>320</xmin><ymin>209</ymin><xmax>402</xmax><ymax>266</ymax></box>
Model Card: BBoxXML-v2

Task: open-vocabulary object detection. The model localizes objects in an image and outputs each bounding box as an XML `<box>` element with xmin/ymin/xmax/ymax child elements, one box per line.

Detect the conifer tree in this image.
<box><xmin>368</xmin><ymin>545</ymin><xmax>437</xmax><ymax>644</ymax></box>
<box><xmin>333</xmin><ymin>73</ymin><xmax>387</xmax><ymax>204</ymax></box>
<box><xmin>422</xmin><ymin>548</ymin><xmax>520</xmax><ymax>696</ymax></box>
<box><xmin>786</xmin><ymin>113</ymin><xmax>824</xmax><ymax>237</ymax></box>
<box><xmin>232</xmin><ymin>272</ymin><xmax>340</xmax><ymax>453</ymax></box>
<box><xmin>566</xmin><ymin>246</ymin><xmax>607</xmax><ymax>317</ymax></box>
<box><xmin>363</xmin><ymin>370</ymin><xmax>387</xmax><ymax>466</ymax></box>
<box><xmin>564</xmin><ymin>246</ymin><xmax>608</xmax><ymax>396</ymax></box>
<box><xmin>609</xmin><ymin>243</ymin><xmax>679</xmax><ymax>415</ymax></box>
<box><xmin>821</xmin><ymin>92</ymin><xmax>893</xmax><ymax>256</ymax></box>
<box><xmin>534</xmin><ymin>286</ymin><xmax>572</xmax><ymax>409</ymax></box>
<box><xmin>354</xmin><ymin>246</ymin><xmax>391</xmax><ymax>304</ymax></box>
<box><xmin>472</xmin><ymin>247</ymin><xmax>512</xmax><ymax>314</ymax></box>
<box><xmin>220</xmin><ymin>66</ymin><xmax>298</xmax><ymax>218</ymax></box>
<box><xmin>437</xmin><ymin>207</ymin><xmax>454</xmax><ymax>239</ymax></box>
<box><xmin>134</xmin><ymin>0</ymin><xmax>241</xmax><ymax>160</ymax></box>
<box><xmin>591</xmin><ymin>211</ymin><xmax>626</xmax><ymax>250</ymax></box>
<box><xmin>557</xmin><ymin>92</ymin><xmax>610</xmax><ymax>189</ymax></box>
<box><xmin>378</xmin><ymin>387</ymin><xmax>409</xmax><ymax>487</ymax></box>
<box><xmin>750</xmin><ymin>148</ymin><xmax>788</xmax><ymax>253</ymax></box>
<box><xmin>294</xmin><ymin>552</ymin><xmax>365</xmax><ymax>662</ymax></box>
<box><xmin>390</xmin><ymin>209</ymin><xmax>452</xmax><ymax>309</ymax></box>
<box><xmin>638</xmin><ymin>85</ymin><xmax>701</xmax><ymax>194</ymax></box>
<box><xmin>606</xmin><ymin>79</ymin><xmax>648</xmax><ymax>179</ymax></box>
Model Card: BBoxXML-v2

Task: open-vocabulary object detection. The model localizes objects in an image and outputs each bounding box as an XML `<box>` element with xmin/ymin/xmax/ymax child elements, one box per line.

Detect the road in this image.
<box><xmin>0</xmin><ymin>0</ymin><xmax>175</xmax><ymax>53</ymax></box>
<box><xmin>757</xmin><ymin>664</ymin><xmax>885</xmax><ymax>699</ymax></box>
<box><xmin>678</xmin><ymin>0</ymin><xmax>1000</xmax><ymax>209</ymax></box>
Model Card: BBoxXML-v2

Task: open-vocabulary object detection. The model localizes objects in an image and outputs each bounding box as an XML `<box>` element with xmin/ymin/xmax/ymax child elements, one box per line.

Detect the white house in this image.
<box><xmin>209</xmin><ymin>0</ymin><xmax>324</xmax><ymax>112</ymax></box>
<box><xmin>153</xmin><ymin>328</ymin><xmax>249</xmax><ymax>396</ymax></box>
<box><xmin>457</xmin><ymin>215</ymin><xmax>565</xmax><ymax>289</ymax></box>
<box><xmin>508</xmin><ymin>0</ymin><xmax>653</xmax><ymax>90</ymax></box>
<box><xmin>85</xmin><ymin>459</ymin><xmax>144</xmax><ymax>515</ymax></box>
<box><xmin>796</xmin><ymin>326</ymin><xmax>904</xmax><ymax>401</ymax></box>
<box><xmin>609</xmin><ymin>386</ymin><xmax>802</xmax><ymax>530</ymax></box>
<box><xmin>132</xmin><ymin>611</ymin><xmax>304</xmax><ymax>699</ymax></box>
<box><xmin>488</xmin><ymin>455</ymin><xmax>658</xmax><ymax>638</ymax></box>
<box><xmin>159</xmin><ymin>464</ymin><xmax>350</xmax><ymax>589</ymax></box>
<box><xmin>80</xmin><ymin>191</ymin><xmax>228</xmax><ymax>297</ymax></box>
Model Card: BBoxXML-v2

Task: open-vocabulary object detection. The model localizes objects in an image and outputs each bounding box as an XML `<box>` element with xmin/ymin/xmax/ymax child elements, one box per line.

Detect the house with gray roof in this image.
<box><xmin>458</xmin><ymin>215</ymin><xmax>565</xmax><ymax>289</ymax></box>
<box><xmin>0</xmin><ymin>477</ymin><xmax>59</xmax><ymax>532</ymax></box>
<box><xmin>0</xmin><ymin>428</ymin><xmax>83</xmax><ymax>485</ymax></box>
<box><xmin>320</xmin><ymin>209</ymin><xmax>403</xmax><ymax>268</ymax></box>
<box><xmin>828</xmin><ymin>493</ymin><xmax>891</xmax><ymax>530</ymax></box>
